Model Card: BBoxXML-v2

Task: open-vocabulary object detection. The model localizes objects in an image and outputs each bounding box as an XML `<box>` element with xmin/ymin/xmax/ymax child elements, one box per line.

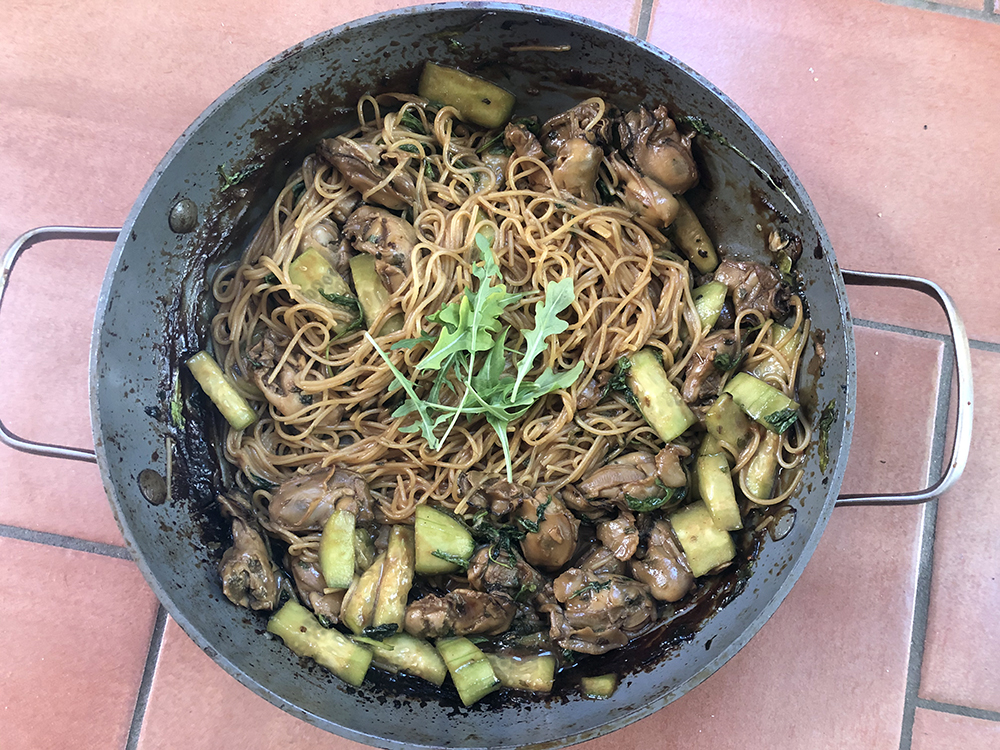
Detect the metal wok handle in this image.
<box><xmin>0</xmin><ymin>225</ymin><xmax>120</xmax><ymax>463</ymax></box>
<box><xmin>836</xmin><ymin>269</ymin><xmax>973</xmax><ymax>507</ymax></box>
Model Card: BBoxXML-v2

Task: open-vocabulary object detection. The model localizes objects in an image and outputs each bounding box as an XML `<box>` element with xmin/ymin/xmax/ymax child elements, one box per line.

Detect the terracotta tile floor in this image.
<box><xmin>1</xmin><ymin>0</ymin><xmax>997</xmax><ymax>748</ymax></box>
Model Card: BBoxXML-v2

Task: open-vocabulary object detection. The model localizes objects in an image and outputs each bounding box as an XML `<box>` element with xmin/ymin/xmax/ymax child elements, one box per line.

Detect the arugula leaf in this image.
<box><xmin>512</xmin><ymin>277</ymin><xmax>576</xmax><ymax>400</ymax></box>
<box><xmin>366</xmin><ymin>332</ymin><xmax>449</xmax><ymax>449</ymax></box>
<box><xmin>369</xmin><ymin>231</ymin><xmax>582</xmax><ymax>479</ymax></box>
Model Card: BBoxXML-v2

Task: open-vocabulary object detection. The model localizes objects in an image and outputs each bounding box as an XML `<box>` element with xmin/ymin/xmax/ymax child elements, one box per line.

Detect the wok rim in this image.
<box><xmin>90</xmin><ymin>4</ymin><xmax>857</xmax><ymax>748</ymax></box>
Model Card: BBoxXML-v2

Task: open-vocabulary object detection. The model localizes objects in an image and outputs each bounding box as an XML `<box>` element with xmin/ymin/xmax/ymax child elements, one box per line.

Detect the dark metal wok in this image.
<box><xmin>0</xmin><ymin>4</ymin><xmax>973</xmax><ymax>749</ymax></box>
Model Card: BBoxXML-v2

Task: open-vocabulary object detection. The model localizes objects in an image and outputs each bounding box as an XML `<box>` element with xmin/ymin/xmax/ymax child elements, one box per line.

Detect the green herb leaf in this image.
<box><xmin>361</xmin><ymin>623</ymin><xmax>399</xmax><ymax>641</ymax></box>
<box><xmin>512</xmin><ymin>277</ymin><xmax>576</xmax><ymax>400</ymax></box>
<box><xmin>431</xmin><ymin>550</ymin><xmax>470</xmax><ymax>570</ymax></box>
<box><xmin>818</xmin><ymin>401</ymin><xmax>836</xmax><ymax>472</ymax></box>
<box><xmin>763</xmin><ymin>407</ymin><xmax>798</xmax><ymax>434</ymax></box>
<box><xmin>569</xmin><ymin>580</ymin><xmax>612</xmax><ymax>599</ymax></box>
<box><xmin>399</xmin><ymin>110</ymin><xmax>426</xmax><ymax>135</ymax></box>
<box><xmin>626</xmin><ymin>486</ymin><xmax>687</xmax><ymax>513</ymax></box>
<box><xmin>713</xmin><ymin>351</ymin><xmax>745</xmax><ymax>373</ymax></box>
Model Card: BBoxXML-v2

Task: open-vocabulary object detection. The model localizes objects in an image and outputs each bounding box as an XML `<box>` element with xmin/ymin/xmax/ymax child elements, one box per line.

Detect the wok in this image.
<box><xmin>0</xmin><ymin>4</ymin><xmax>973</xmax><ymax>749</ymax></box>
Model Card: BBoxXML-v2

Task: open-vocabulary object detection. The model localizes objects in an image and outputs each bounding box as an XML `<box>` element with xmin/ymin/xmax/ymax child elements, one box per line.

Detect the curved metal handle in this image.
<box><xmin>836</xmin><ymin>269</ymin><xmax>973</xmax><ymax>506</ymax></box>
<box><xmin>0</xmin><ymin>225</ymin><xmax>120</xmax><ymax>463</ymax></box>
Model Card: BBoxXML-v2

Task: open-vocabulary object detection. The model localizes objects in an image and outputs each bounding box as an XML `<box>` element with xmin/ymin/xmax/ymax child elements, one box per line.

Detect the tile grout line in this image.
<box><xmin>897</xmin><ymin>337</ymin><xmax>954</xmax><ymax>749</ymax></box>
<box><xmin>852</xmin><ymin>317</ymin><xmax>1000</xmax><ymax>352</ymax></box>
<box><xmin>0</xmin><ymin>523</ymin><xmax>131</xmax><ymax>560</ymax></box>
<box><xmin>124</xmin><ymin>605</ymin><xmax>168</xmax><ymax>750</ymax></box>
<box><xmin>916</xmin><ymin>697</ymin><xmax>1000</xmax><ymax>723</ymax></box>
<box><xmin>635</xmin><ymin>0</ymin><xmax>655</xmax><ymax>39</ymax></box>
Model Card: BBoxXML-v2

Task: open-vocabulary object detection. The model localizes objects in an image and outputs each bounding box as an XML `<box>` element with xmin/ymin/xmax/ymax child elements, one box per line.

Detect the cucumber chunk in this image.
<box><xmin>485</xmin><ymin>653</ymin><xmax>556</xmax><ymax>693</ymax></box>
<box><xmin>373</xmin><ymin>525</ymin><xmax>415</xmax><ymax>629</ymax></box>
<box><xmin>625</xmin><ymin>349</ymin><xmax>697</xmax><ymax>443</ymax></box>
<box><xmin>266</xmin><ymin>600</ymin><xmax>372</xmax><ymax>687</ymax></box>
<box><xmin>341</xmin><ymin>553</ymin><xmax>385</xmax><ymax>634</ymax></box>
<box><xmin>696</xmin><ymin>446</ymin><xmax>742</xmax><ymax>531</ymax></box>
<box><xmin>704</xmin><ymin>393</ymin><xmax>753</xmax><ymax>457</ymax></box>
<box><xmin>418</xmin><ymin>62</ymin><xmax>516</xmax><ymax>129</ymax></box>
<box><xmin>349</xmin><ymin>254</ymin><xmax>404</xmax><ymax>336</ymax></box>
<box><xmin>670</xmin><ymin>501</ymin><xmax>736</xmax><ymax>577</ymax></box>
<box><xmin>436</xmin><ymin>636</ymin><xmax>501</xmax><ymax>707</ymax></box>
<box><xmin>414</xmin><ymin>505</ymin><xmax>475</xmax><ymax>575</ymax></box>
<box><xmin>580</xmin><ymin>673</ymin><xmax>618</xmax><ymax>699</ymax></box>
<box><xmin>751</xmin><ymin>324</ymin><xmax>803</xmax><ymax>382</ymax></box>
<box><xmin>319</xmin><ymin>510</ymin><xmax>356</xmax><ymax>590</ymax></box>
<box><xmin>745</xmin><ymin>429</ymin><xmax>782</xmax><ymax>503</ymax></box>
<box><xmin>186</xmin><ymin>351</ymin><xmax>257</xmax><ymax>430</ymax></box>
<box><xmin>366</xmin><ymin>632</ymin><xmax>448</xmax><ymax>687</ymax></box>
<box><xmin>724</xmin><ymin>372</ymin><xmax>799</xmax><ymax>434</ymax></box>
<box><xmin>692</xmin><ymin>281</ymin><xmax>728</xmax><ymax>331</ymax></box>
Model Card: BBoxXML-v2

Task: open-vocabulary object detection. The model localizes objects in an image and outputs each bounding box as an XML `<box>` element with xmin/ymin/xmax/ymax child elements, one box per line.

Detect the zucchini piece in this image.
<box><xmin>319</xmin><ymin>510</ymin><xmax>356</xmax><ymax>590</ymax></box>
<box><xmin>366</xmin><ymin>632</ymin><xmax>448</xmax><ymax>687</ymax></box>
<box><xmin>724</xmin><ymin>372</ymin><xmax>799</xmax><ymax>434</ymax></box>
<box><xmin>580</xmin><ymin>673</ymin><xmax>618</xmax><ymax>699</ymax></box>
<box><xmin>672</xmin><ymin>195</ymin><xmax>718</xmax><ymax>274</ymax></box>
<box><xmin>751</xmin><ymin>324</ymin><xmax>803</xmax><ymax>382</ymax></box>
<box><xmin>670</xmin><ymin>501</ymin><xmax>735</xmax><ymax>577</ymax></box>
<box><xmin>745</xmin><ymin>429</ymin><xmax>781</xmax><ymax>502</ymax></box>
<box><xmin>625</xmin><ymin>349</ymin><xmax>697</xmax><ymax>443</ymax></box>
<box><xmin>704</xmin><ymin>393</ymin><xmax>753</xmax><ymax>459</ymax></box>
<box><xmin>349</xmin><ymin>254</ymin><xmax>404</xmax><ymax>336</ymax></box>
<box><xmin>436</xmin><ymin>636</ymin><xmax>501</xmax><ymax>707</ymax></box>
<box><xmin>696</xmin><ymin>446</ymin><xmax>742</xmax><ymax>531</ymax></box>
<box><xmin>692</xmin><ymin>281</ymin><xmax>728</xmax><ymax>331</ymax></box>
<box><xmin>372</xmin><ymin>525</ymin><xmax>415</xmax><ymax>629</ymax></box>
<box><xmin>266</xmin><ymin>600</ymin><xmax>372</xmax><ymax>687</ymax></box>
<box><xmin>185</xmin><ymin>351</ymin><xmax>257</xmax><ymax>430</ymax></box>
<box><xmin>341</xmin><ymin>553</ymin><xmax>385</xmax><ymax>634</ymax></box>
<box><xmin>418</xmin><ymin>62</ymin><xmax>516</xmax><ymax>129</ymax></box>
<box><xmin>289</xmin><ymin>248</ymin><xmax>360</xmax><ymax>334</ymax></box>
<box><xmin>414</xmin><ymin>505</ymin><xmax>475</xmax><ymax>575</ymax></box>
<box><xmin>485</xmin><ymin>653</ymin><xmax>556</xmax><ymax>693</ymax></box>
<box><xmin>354</xmin><ymin>527</ymin><xmax>376</xmax><ymax>573</ymax></box>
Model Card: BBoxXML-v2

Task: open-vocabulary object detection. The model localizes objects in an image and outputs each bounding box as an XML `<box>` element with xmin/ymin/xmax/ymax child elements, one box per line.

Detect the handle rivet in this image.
<box><xmin>168</xmin><ymin>198</ymin><xmax>198</xmax><ymax>233</ymax></box>
<box><xmin>138</xmin><ymin>468</ymin><xmax>168</xmax><ymax>506</ymax></box>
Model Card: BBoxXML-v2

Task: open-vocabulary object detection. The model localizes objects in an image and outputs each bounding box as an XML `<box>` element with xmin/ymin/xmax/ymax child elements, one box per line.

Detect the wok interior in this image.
<box><xmin>93</xmin><ymin>6</ymin><xmax>853</xmax><ymax>748</ymax></box>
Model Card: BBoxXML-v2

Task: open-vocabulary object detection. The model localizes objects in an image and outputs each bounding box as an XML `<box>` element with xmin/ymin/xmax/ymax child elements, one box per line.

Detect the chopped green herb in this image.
<box><xmin>511</xmin><ymin>117</ymin><xmax>541</xmax><ymax>136</ymax></box>
<box><xmin>318</xmin><ymin>290</ymin><xmax>364</xmax><ymax>337</ymax></box>
<box><xmin>714</xmin><ymin>351</ymin><xmax>746</xmax><ymax>373</ymax></box>
<box><xmin>399</xmin><ymin>110</ymin><xmax>426</xmax><ymax>135</ymax></box>
<box><xmin>625</xmin><ymin>485</ymin><xmax>687</xmax><ymax>513</ymax></box>
<box><xmin>291</xmin><ymin>180</ymin><xmax>306</xmax><ymax>206</ymax></box>
<box><xmin>218</xmin><ymin>161</ymin><xmax>262</xmax><ymax>191</ymax></box>
<box><xmin>361</xmin><ymin>623</ymin><xmax>399</xmax><ymax>641</ymax></box>
<box><xmin>818</xmin><ymin>401</ymin><xmax>836</xmax><ymax>472</ymax></box>
<box><xmin>249</xmin><ymin>473</ymin><xmax>276</xmax><ymax>491</ymax></box>
<box><xmin>423</xmin><ymin>161</ymin><xmax>438</xmax><ymax>180</ymax></box>
<box><xmin>264</xmin><ymin>273</ymin><xmax>279</xmax><ymax>285</ymax></box>
<box><xmin>519</xmin><ymin>495</ymin><xmax>552</xmax><ymax>534</ymax></box>
<box><xmin>763</xmin><ymin>407</ymin><xmax>799</xmax><ymax>434</ymax></box>
<box><xmin>398</xmin><ymin>143</ymin><xmax>421</xmax><ymax>155</ymax></box>
<box><xmin>569</xmin><ymin>580</ymin><xmax>612</xmax><ymax>599</ymax></box>
<box><xmin>596</xmin><ymin>177</ymin><xmax>615</xmax><ymax>204</ymax></box>
<box><xmin>514</xmin><ymin>582</ymin><xmax>538</xmax><ymax>603</ymax></box>
<box><xmin>431</xmin><ymin>550</ymin><xmax>470</xmax><ymax>570</ymax></box>
<box><xmin>476</xmin><ymin>131</ymin><xmax>506</xmax><ymax>154</ymax></box>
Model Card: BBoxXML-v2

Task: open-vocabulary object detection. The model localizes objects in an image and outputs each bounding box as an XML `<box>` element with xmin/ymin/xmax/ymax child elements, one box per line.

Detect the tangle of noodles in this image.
<box><xmin>208</xmin><ymin>93</ymin><xmax>811</xmax><ymax>571</ymax></box>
